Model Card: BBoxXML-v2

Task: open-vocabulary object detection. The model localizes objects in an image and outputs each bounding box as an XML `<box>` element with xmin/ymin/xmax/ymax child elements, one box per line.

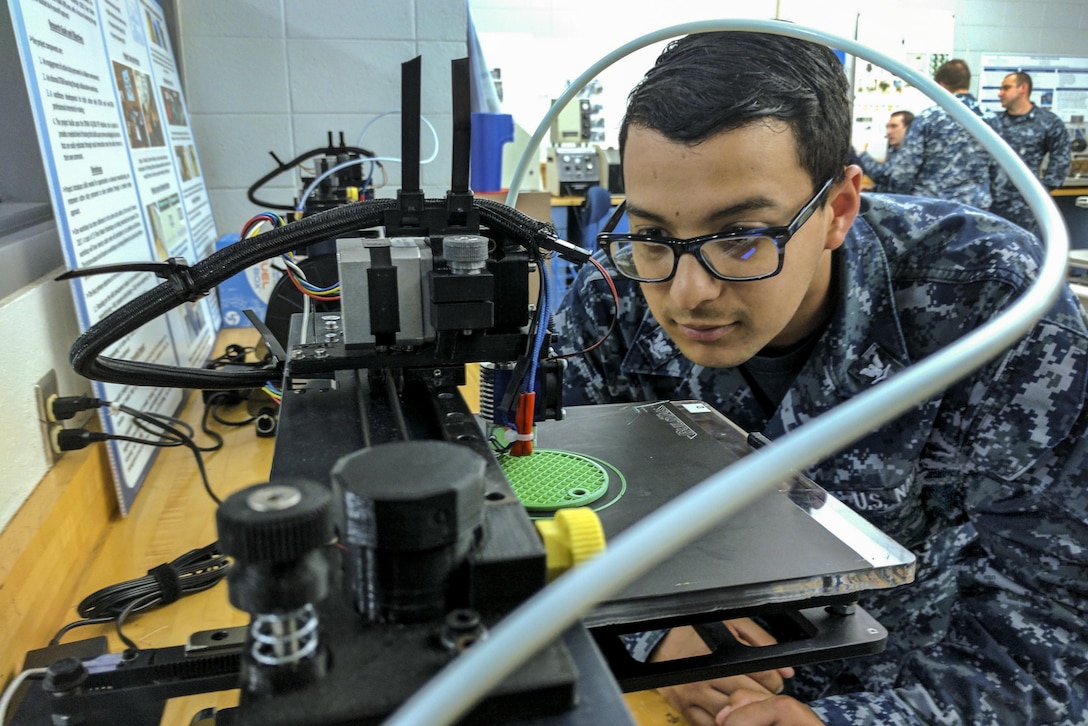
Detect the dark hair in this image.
<box><xmin>1006</xmin><ymin>71</ymin><xmax>1033</xmax><ymax>95</ymax></box>
<box><xmin>934</xmin><ymin>59</ymin><xmax>971</xmax><ymax>90</ymax></box>
<box><xmin>618</xmin><ymin>31</ymin><xmax>851</xmax><ymax>190</ymax></box>
<box><xmin>891</xmin><ymin>110</ymin><xmax>915</xmax><ymax>127</ymax></box>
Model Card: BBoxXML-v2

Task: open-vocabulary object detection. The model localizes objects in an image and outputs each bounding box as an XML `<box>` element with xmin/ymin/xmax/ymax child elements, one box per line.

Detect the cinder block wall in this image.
<box><xmin>177</xmin><ymin>0</ymin><xmax>467</xmax><ymax>236</ymax></box>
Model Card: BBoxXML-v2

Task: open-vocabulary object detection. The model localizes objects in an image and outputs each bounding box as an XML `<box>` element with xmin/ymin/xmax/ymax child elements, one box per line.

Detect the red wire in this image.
<box><xmin>550</xmin><ymin>256</ymin><xmax>619</xmax><ymax>360</ymax></box>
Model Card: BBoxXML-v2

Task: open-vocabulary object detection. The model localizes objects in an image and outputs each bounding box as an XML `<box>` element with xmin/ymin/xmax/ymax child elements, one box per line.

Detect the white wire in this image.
<box><xmin>386</xmin><ymin>18</ymin><xmax>1068</xmax><ymax>726</ymax></box>
<box><xmin>282</xmin><ymin>255</ymin><xmax>308</xmax><ymax>281</ymax></box>
<box><xmin>356</xmin><ymin>111</ymin><xmax>437</xmax><ymax>164</ymax></box>
<box><xmin>300</xmin><ymin>288</ymin><xmax>312</xmax><ymax>346</ymax></box>
<box><xmin>0</xmin><ymin>667</ymin><xmax>47</xmax><ymax>723</ymax></box>
<box><xmin>356</xmin><ymin>110</ymin><xmax>396</xmax><ymax>147</ymax></box>
<box><xmin>297</xmin><ymin>112</ymin><xmax>441</xmax><ymax>212</ymax></box>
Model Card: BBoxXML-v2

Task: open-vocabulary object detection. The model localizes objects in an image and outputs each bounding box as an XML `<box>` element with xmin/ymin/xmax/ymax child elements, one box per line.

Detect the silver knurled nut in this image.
<box><xmin>442</xmin><ymin>234</ymin><xmax>488</xmax><ymax>262</ymax></box>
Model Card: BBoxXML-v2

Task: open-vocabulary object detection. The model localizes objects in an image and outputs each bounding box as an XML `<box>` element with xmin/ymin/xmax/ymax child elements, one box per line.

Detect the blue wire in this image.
<box><xmin>525</xmin><ymin>253</ymin><xmax>551</xmax><ymax>394</ymax></box>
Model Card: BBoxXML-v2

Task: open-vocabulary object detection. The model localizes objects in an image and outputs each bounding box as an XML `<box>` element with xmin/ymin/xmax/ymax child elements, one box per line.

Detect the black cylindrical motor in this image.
<box><xmin>331</xmin><ymin>440</ymin><xmax>486</xmax><ymax>623</ymax></box>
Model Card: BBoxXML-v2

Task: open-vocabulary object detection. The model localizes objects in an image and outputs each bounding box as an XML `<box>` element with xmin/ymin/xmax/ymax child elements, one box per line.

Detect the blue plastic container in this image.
<box><xmin>470</xmin><ymin>112</ymin><xmax>514</xmax><ymax>192</ymax></box>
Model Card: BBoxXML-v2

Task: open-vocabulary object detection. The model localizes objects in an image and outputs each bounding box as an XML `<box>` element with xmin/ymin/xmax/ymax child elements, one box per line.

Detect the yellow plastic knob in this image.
<box><xmin>534</xmin><ymin>507</ymin><xmax>606</xmax><ymax>582</ymax></box>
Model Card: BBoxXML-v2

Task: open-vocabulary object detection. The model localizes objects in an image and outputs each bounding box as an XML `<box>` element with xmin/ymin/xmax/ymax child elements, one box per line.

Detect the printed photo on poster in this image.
<box><xmin>160</xmin><ymin>86</ymin><xmax>186</xmax><ymax>126</ymax></box>
<box><xmin>112</xmin><ymin>60</ymin><xmax>164</xmax><ymax>149</ymax></box>
<box><xmin>145</xmin><ymin>7</ymin><xmax>166</xmax><ymax>48</ymax></box>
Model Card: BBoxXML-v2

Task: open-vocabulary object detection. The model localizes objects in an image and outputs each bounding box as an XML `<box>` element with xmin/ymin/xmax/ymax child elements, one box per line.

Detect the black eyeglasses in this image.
<box><xmin>597</xmin><ymin>178</ymin><xmax>834</xmax><ymax>283</ymax></box>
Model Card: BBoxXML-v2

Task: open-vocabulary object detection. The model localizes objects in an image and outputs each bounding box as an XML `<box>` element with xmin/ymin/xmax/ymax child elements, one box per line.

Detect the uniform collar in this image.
<box><xmin>1002</xmin><ymin>103</ymin><xmax>1036</xmax><ymax>120</ymax></box>
<box><xmin>819</xmin><ymin>205</ymin><xmax>912</xmax><ymax>392</ymax></box>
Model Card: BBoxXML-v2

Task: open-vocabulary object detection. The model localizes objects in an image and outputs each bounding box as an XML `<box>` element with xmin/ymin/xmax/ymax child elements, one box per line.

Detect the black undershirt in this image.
<box><xmin>738</xmin><ymin>329</ymin><xmax>823</xmax><ymax>419</ymax></box>
<box><xmin>737</xmin><ymin>258</ymin><xmax>839</xmax><ymax>419</ymax></box>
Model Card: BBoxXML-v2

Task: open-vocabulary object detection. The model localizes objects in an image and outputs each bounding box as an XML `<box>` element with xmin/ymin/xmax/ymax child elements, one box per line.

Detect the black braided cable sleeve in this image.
<box><xmin>69</xmin><ymin>199</ymin><xmax>397</xmax><ymax>389</ymax></box>
<box><xmin>67</xmin><ymin>197</ymin><xmax>561</xmax><ymax>390</ymax></box>
<box><xmin>473</xmin><ymin>197</ymin><xmax>559</xmax><ymax>244</ymax></box>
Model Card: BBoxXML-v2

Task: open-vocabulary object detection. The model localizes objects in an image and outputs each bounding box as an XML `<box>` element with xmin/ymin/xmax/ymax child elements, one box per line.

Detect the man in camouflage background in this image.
<box><xmin>990</xmin><ymin>71</ymin><xmax>1072</xmax><ymax>234</ymax></box>
<box><xmin>884</xmin><ymin>59</ymin><xmax>994</xmax><ymax>209</ymax></box>
<box><xmin>554</xmin><ymin>31</ymin><xmax>1088</xmax><ymax>726</ymax></box>
<box><xmin>857</xmin><ymin>110</ymin><xmax>913</xmax><ymax>192</ymax></box>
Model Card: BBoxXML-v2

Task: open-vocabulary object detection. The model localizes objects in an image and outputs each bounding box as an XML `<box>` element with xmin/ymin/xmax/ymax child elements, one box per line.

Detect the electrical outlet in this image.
<box><xmin>35</xmin><ymin>369</ymin><xmax>61</xmax><ymax>464</ymax></box>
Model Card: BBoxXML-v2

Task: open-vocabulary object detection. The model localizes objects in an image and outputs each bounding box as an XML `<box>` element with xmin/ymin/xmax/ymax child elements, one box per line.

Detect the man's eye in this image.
<box><xmin>635</xmin><ymin>227</ymin><xmax>666</xmax><ymax>237</ymax></box>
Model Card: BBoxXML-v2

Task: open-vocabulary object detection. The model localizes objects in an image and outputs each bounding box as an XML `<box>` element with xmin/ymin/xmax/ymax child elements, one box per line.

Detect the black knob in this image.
<box><xmin>42</xmin><ymin>657</ymin><xmax>88</xmax><ymax>694</ymax></box>
<box><xmin>217</xmin><ymin>480</ymin><xmax>332</xmax><ymax>564</ymax></box>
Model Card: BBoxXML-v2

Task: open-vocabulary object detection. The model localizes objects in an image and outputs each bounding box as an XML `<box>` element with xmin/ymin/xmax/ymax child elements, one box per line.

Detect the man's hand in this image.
<box><xmin>715</xmin><ymin>689</ymin><xmax>824</xmax><ymax>726</ymax></box>
<box><xmin>649</xmin><ymin>620</ymin><xmax>796</xmax><ymax>726</ymax></box>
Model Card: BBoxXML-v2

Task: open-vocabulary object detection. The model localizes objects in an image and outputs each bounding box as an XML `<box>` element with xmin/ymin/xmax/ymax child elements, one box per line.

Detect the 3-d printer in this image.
<box><xmin>6</xmin><ymin>54</ymin><xmax>621</xmax><ymax>726</ymax></box>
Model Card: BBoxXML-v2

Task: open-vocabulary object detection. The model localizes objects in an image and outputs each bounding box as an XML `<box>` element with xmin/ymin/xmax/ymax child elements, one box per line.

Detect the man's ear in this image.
<box><xmin>823</xmin><ymin>165</ymin><xmax>862</xmax><ymax>252</ymax></box>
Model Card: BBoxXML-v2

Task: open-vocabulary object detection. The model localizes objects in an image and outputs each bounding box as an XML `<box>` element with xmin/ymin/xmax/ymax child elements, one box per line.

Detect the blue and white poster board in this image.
<box><xmin>8</xmin><ymin>0</ymin><xmax>219</xmax><ymax>515</ymax></box>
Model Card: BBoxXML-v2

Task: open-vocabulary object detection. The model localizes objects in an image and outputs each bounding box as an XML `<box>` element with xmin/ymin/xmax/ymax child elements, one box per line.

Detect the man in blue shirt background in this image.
<box><xmin>989</xmin><ymin>70</ymin><xmax>1072</xmax><ymax>234</ymax></box>
<box><xmin>884</xmin><ymin>59</ymin><xmax>993</xmax><ymax>209</ymax></box>
<box><xmin>857</xmin><ymin>110</ymin><xmax>913</xmax><ymax>191</ymax></box>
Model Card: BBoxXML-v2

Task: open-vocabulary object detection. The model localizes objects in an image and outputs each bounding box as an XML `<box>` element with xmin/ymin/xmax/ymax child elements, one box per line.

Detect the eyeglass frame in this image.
<box><xmin>596</xmin><ymin>177</ymin><xmax>836</xmax><ymax>283</ymax></box>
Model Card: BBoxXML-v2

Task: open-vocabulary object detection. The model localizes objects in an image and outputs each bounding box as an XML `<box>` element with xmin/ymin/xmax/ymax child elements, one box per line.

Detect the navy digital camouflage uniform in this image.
<box><xmin>989</xmin><ymin>105</ymin><xmax>1072</xmax><ymax>233</ymax></box>
<box><xmin>858</xmin><ymin>146</ymin><xmax>899</xmax><ymax>192</ymax></box>
<box><xmin>552</xmin><ymin>193</ymin><xmax>1088</xmax><ymax>724</ymax></box>
<box><xmin>885</xmin><ymin>93</ymin><xmax>993</xmax><ymax>210</ymax></box>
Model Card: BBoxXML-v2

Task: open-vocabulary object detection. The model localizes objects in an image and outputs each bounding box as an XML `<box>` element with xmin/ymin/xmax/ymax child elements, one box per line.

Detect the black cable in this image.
<box><xmin>197</xmin><ymin>402</ymin><xmax>226</xmax><ymax>450</ymax></box>
<box><xmin>206</xmin><ymin>343</ymin><xmax>252</xmax><ymax>367</ymax></box>
<box><xmin>50</xmin><ymin>542</ymin><xmax>230</xmax><ymax>654</ymax></box>
<box><xmin>200</xmin><ymin>351</ymin><xmax>277</xmax><ymax>436</ymax></box>
<box><xmin>116</xmin><ymin>402</ymin><xmax>224</xmax><ymax>474</ymax></box>
<box><xmin>209</xmin><ymin>401</ymin><xmax>257</xmax><ymax>427</ymax></box>
<box><xmin>96</xmin><ymin>432</ymin><xmax>181</xmax><ymax>448</ymax></box>
<box><xmin>147</xmin><ymin>411</ymin><xmax>196</xmax><ymax>438</ymax></box>
<box><xmin>48</xmin><ymin>616</ymin><xmax>115</xmax><ymax>644</ymax></box>
<box><xmin>248</xmin><ymin>143</ymin><xmax>381</xmax><ymax>211</ymax></box>
<box><xmin>51</xmin><ymin>398</ymin><xmax>224</xmax><ymax>504</ymax></box>
<box><xmin>130</xmin><ymin>411</ymin><xmax>195</xmax><ymax>443</ymax></box>
<box><xmin>56</xmin><ymin>426</ymin><xmax>221</xmax><ymax>505</ymax></box>
<box><xmin>69</xmin><ymin>198</ymin><xmax>399</xmax><ymax>389</ymax></box>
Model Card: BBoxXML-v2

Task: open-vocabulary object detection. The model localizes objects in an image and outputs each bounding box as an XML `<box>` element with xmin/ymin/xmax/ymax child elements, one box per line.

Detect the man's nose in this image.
<box><xmin>668</xmin><ymin>253</ymin><xmax>722</xmax><ymax>309</ymax></box>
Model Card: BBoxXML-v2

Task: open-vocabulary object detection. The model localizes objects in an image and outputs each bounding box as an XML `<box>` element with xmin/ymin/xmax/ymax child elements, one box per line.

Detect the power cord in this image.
<box><xmin>204</xmin><ymin>392</ymin><xmax>279</xmax><ymax>439</ymax></box>
<box><xmin>202</xmin><ymin>345</ymin><xmax>280</xmax><ymax>439</ymax></box>
<box><xmin>48</xmin><ymin>395</ymin><xmax>223</xmax><ymax>504</ymax></box>
<box><xmin>49</xmin><ymin>541</ymin><xmax>230</xmax><ymax>657</ymax></box>
<box><xmin>0</xmin><ymin>667</ymin><xmax>48</xmax><ymax>725</ymax></box>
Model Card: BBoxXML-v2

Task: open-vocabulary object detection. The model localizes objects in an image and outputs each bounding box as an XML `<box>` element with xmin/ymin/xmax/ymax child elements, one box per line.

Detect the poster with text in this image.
<box><xmin>9</xmin><ymin>0</ymin><xmax>219</xmax><ymax>515</ymax></box>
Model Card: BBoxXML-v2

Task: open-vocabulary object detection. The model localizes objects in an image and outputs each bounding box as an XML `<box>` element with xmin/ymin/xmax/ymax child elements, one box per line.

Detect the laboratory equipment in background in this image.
<box><xmin>545</xmin><ymin>82</ymin><xmax>608</xmax><ymax>196</ymax></box>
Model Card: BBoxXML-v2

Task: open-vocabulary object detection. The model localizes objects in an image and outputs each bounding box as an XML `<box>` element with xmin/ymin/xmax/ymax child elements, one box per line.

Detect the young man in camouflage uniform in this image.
<box><xmin>990</xmin><ymin>71</ymin><xmax>1072</xmax><ymax>234</ymax></box>
<box><xmin>553</xmin><ymin>31</ymin><xmax>1088</xmax><ymax>726</ymax></box>
<box><xmin>884</xmin><ymin>59</ymin><xmax>993</xmax><ymax>209</ymax></box>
